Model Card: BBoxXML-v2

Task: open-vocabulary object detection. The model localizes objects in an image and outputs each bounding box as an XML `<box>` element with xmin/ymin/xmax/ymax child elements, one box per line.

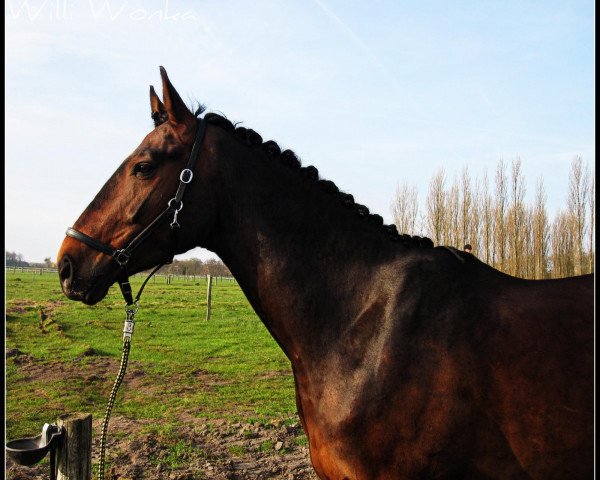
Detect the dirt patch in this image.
<box><xmin>10</xmin><ymin>355</ymin><xmax>225</xmax><ymax>401</ymax></box>
<box><xmin>11</xmin><ymin>354</ymin><xmax>115</xmax><ymax>385</ymax></box>
<box><xmin>6</xmin><ymin>414</ymin><xmax>318</xmax><ymax>480</ymax></box>
<box><xmin>6</xmin><ymin>299</ymin><xmax>64</xmax><ymax>316</ymax></box>
<box><xmin>6</xmin><ymin>355</ymin><xmax>319</xmax><ymax>479</ymax></box>
<box><xmin>102</xmin><ymin>415</ymin><xmax>317</xmax><ymax>480</ymax></box>
<box><xmin>6</xmin><ymin>299</ymin><xmax>39</xmax><ymax>315</ymax></box>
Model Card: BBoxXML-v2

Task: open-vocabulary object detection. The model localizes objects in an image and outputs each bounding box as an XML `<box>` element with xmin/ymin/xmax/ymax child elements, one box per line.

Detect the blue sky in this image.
<box><xmin>5</xmin><ymin>0</ymin><xmax>595</xmax><ymax>263</ymax></box>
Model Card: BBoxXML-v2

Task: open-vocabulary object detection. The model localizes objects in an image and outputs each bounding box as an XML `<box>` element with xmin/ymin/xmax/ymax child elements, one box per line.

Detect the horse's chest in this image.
<box><xmin>294</xmin><ymin>355</ymin><xmax>471</xmax><ymax>479</ymax></box>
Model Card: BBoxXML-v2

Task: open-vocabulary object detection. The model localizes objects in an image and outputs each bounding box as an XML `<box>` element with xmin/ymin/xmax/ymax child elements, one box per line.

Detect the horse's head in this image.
<box><xmin>58</xmin><ymin>67</ymin><xmax>217</xmax><ymax>305</ymax></box>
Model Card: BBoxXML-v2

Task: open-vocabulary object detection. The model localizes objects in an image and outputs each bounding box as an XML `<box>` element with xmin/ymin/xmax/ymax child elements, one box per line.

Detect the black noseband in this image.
<box><xmin>65</xmin><ymin>228</ymin><xmax>127</xmax><ymax>263</ymax></box>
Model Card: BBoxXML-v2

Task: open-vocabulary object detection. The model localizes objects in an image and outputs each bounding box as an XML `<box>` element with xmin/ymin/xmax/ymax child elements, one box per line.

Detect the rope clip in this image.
<box><xmin>123</xmin><ymin>301</ymin><xmax>138</xmax><ymax>340</ymax></box>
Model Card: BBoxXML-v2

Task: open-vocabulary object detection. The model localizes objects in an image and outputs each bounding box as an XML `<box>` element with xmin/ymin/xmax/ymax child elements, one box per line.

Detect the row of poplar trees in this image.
<box><xmin>391</xmin><ymin>156</ymin><xmax>594</xmax><ymax>279</ymax></box>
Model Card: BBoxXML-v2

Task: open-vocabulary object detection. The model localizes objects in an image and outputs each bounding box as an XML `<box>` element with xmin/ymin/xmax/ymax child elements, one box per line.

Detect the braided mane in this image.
<box><xmin>204</xmin><ymin>112</ymin><xmax>433</xmax><ymax>249</ymax></box>
<box><xmin>161</xmin><ymin>106</ymin><xmax>433</xmax><ymax>249</ymax></box>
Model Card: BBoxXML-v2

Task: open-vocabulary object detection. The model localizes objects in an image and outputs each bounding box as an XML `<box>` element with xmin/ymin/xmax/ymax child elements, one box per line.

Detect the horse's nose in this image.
<box><xmin>59</xmin><ymin>255</ymin><xmax>74</xmax><ymax>291</ymax></box>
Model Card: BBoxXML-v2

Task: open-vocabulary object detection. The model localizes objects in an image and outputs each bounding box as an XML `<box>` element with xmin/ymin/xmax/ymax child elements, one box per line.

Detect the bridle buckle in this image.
<box><xmin>113</xmin><ymin>249</ymin><xmax>131</xmax><ymax>267</ymax></box>
<box><xmin>180</xmin><ymin>168</ymin><xmax>193</xmax><ymax>184</ymax></box>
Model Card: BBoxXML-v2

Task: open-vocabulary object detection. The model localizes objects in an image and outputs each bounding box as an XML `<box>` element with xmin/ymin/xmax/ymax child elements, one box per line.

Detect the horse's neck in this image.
<box><xmin>203</xmin><ymin>140</ymin><xmax>397</xmax><ymax>362</ymax></box>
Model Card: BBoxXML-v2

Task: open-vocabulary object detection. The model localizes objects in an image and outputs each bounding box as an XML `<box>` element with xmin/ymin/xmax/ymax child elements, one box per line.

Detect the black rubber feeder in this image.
<box><xmin>6</xmin><ymin>423</ymin><xmax>63</xmax><ymax>480</ymax></box>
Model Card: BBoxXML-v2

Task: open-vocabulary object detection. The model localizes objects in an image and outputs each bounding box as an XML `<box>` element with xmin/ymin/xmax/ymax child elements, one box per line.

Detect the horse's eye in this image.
<box><xmin>133</xmin><ymin>162</ymin><xmax>156</xmax><ymax>177</ymax></box>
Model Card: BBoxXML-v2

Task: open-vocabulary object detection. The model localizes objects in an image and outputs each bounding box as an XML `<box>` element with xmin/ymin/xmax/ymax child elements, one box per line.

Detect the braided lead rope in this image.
<box><xmin>97</xmin><ymin>262</ymin><xmax>167</xmax><ymax>480</ymax></box>
<box><xmin>98</xmin><ymin>336</ymin><xmax>131</xmax><ymax>479</ymax></box>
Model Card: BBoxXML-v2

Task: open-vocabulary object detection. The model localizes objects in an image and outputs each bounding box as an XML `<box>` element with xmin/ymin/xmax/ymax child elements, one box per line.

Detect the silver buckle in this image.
<box><xmin>168</xmin><ymin>198</ymin><xmax>183</xmax><ymax>211</ymax></box>
<box><xmin>180</xmin><ymin>169</ymin><xmax>193</xmax><ymax>184</ymax></box>
<box><xmin>113</xmin><ymin>249</ymin><xmax>130</xmax><ymax>267</ymax></box>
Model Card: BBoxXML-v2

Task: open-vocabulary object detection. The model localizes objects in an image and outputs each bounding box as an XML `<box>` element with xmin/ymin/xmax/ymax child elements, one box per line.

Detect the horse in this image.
<box><xmin>58</xmin><ymin>67</ymin><xmax>594</xmax><ymax>479</ymax></box>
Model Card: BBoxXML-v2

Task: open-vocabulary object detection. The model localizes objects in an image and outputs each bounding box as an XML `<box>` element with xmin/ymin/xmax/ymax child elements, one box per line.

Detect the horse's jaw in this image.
<box><xmin>82</xmin><ymin>282</ymin><xmax>111</xmax><ymax>305</ymax></box>
<box><xmin>60</xmin><ymin>272</ymin><xmax>113</xmax><ymax>306</ymax></box>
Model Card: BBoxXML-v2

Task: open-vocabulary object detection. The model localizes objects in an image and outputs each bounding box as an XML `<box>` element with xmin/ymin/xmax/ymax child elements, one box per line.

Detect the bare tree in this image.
<box><xmin>523</xmin><ymin>208</ymin><xmax>535</xmax><ymax>278</ymax></box>
<box><xmin>446</xmin><ymin>177</ymin><xmax>461</xmax><ymax>248</ymax></box>
<box><xmin>470</xmin><ymin>187</ymin><xmax>481</xmax><ymax>257</ymax></box>
<box><xmin>425</xmin><ymin>169</ymin><xmax>446</xmax><ymax>245</ymax></box>
<box><xmin>567</xmin><ymin>156</ymin><xmax>589</xmax><ymax>275</ymax></box>
<box><xmin>390</xmin><ymin>156</ymin><xmax>594</xmax><ymax>277</ymax></box>
<box><xmin>507</xmin><ymin>158</ymin><xmax>526</xmax><ymax>277</ymax></box>
<box><xmin>588</xmin><ymin>176</ymin><xmax>595</xmax><ymax>273</ymax></box>
<box><xmin>494</xmin><ymin>160</ymin><xmax>508</xmax><ymax>271</ymax></box>
<box><xmin>532</xmin><ymin>177</ymin><xmax>549</xmax><ymax>279</ymax></box>
<box><xmin>551</xmin><ymin>211</ymin><xmax>575</xmax><ymax>278</ymax></box>
<box><xmin>459</xmin><ymin>166</ymin><xmax>481</xmax><ymax>254</ymax></box>
<box><xmin>460</xmin><ymin>166</ymin><xmax>474</xmax><ymax>249</ymax></box>
<box><xmin>391</xmin><ymin>181</ymin><xmax>419</xmax><ymax>236</ymax></box>
<box><xmin>479</xmin><ymin>170</ymin><xmax>494</xmax><ymax>264</ymax></box>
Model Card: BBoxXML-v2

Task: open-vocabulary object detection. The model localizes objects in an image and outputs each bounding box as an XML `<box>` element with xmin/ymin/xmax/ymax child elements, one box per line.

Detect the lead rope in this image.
<box><xmin>98</xmin><ymin>312</ymin><xmax>133</xmax><ymax>480</ymax></box>
<box><xmin>97</xmin><ymin>262</ymin><xmax>167</xmax><ymax>480</ymax></box>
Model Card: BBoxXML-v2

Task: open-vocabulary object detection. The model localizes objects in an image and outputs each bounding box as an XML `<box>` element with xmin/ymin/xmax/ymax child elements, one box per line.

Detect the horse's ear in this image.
<box><xmin>149</xmin><ymin>85</ymin><xmax>167</xmax><ymax>127</ymax></box>
<box><xmin>159</xmin><ymin>66</ymin><xmax>196</xmax><ymax>139</ymax></box>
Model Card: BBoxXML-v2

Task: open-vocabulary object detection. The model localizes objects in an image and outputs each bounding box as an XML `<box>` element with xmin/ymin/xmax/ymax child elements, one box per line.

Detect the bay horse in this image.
<box><xmin>58</xmin><ymin>67</ymin><xmax>593</xmax><ymax>479</ymax></box>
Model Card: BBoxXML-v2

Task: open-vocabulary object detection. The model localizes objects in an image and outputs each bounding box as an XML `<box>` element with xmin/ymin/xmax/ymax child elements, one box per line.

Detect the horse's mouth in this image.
<box><xmin>63</xmin><ymin>274</ymin><xmax>112</xmax><ymax>306</ymax></box>
<box><xmin>83</xmin><ymin>284</ymin><xmax>111</xmax><ymax>305</ymax></box>
<box><xmin>83</xmin><ymin>273</ymin><xmax>117</xmax><ymax>305</ymax></box>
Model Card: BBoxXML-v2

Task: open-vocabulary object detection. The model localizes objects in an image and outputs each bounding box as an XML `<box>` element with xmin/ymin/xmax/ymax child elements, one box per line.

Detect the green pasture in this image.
<box><xmin>5</xmin><ymin>271</ymin><xmax>296</xmax><ymax>441</ymax></box>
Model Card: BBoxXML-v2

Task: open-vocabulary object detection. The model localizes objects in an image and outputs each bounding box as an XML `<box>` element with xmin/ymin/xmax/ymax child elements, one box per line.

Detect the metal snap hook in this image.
<box><xmin>168</xmin><ymin>199</ymin><xmax>183</xmax><ymax>228</ymax></box>
<box><xmin>170</xmin><ymin>210</ymin><xmax>181</xmax><ymax>229</ymax></box>
<box><xmin>123</xmin><ymin>301</ymin><xmax>138</xmax><ymax>340</ymax></box>
<box><xmin>125</xmin><ymin>300</ymin><xmax>139</xmax><ymax>315</ymax></box>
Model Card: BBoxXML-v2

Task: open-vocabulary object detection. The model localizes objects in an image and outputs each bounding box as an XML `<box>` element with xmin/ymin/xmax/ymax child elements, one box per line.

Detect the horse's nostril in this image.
<box><xmin>59</xmin><ymin>256</ymin><xmax>73</xmax><ymax>286</ymax></box>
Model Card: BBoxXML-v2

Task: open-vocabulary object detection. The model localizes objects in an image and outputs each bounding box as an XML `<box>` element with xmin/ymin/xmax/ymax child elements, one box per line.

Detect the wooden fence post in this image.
<box><xmin>206</xmin><ymin>275</ymin><xmax>212</xmax><ymax>321</ymax></box>
<box><xmin>56</xmin><ymin>413</ymin><xmax>92</xmax><ymax>480</ymax></box>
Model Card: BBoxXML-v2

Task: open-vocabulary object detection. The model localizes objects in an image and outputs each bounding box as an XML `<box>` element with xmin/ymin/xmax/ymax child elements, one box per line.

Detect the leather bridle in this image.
<box><xmin>65</xmin><ymin>118</ymin><xmax>206</xmax><ymax>307</ymax></box>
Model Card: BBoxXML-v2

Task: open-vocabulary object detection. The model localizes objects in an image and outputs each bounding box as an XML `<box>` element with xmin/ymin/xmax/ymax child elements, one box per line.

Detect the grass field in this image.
<box><xmin>5</xmin><ymin>270</ymin><xmax>298</xmax><ymax>443</ymax></box>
